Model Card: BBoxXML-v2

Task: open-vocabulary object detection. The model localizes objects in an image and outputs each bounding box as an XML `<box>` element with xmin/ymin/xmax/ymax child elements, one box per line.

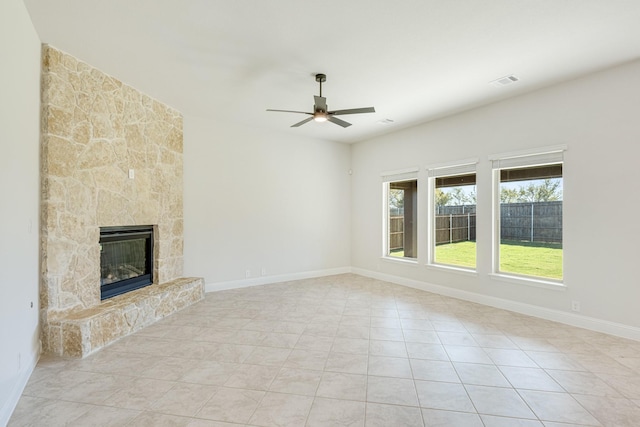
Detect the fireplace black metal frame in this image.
<box><xmin>99</xmin><ymin>225</ymin><xmax>154</xmax><ymax>300</ymax></box>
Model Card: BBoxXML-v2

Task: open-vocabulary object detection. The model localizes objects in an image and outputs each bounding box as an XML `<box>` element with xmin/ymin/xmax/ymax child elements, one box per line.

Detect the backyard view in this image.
<box><xmin>498</xmin><ymin>164</ymin><xmax>563</xmax><ymax>280</ymax></box>
<box><xmin>433</xmin><ymin>172</ymin><xmax>477</xmax><ymax>268</ymax></box>
<box><xmin>388</xmin><ymin>179</ymin><xmax>417</xmax><ymax>259</ymax></box>
<box><xmin>391</xmin><ymin>241</ymin><xmax>563</xmax><ymax>279</ymax></box>
<box><xmin>389</xmin><ymin>163</ymin><xmax>563</xmax><ymax>281</ymax></box>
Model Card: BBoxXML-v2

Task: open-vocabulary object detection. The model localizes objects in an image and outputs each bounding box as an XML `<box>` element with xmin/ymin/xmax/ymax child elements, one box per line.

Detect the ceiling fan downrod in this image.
<box><xmin>316</xmin><ymin>73</ymin><xmax>326</xmax><ymax>97</ymax></box>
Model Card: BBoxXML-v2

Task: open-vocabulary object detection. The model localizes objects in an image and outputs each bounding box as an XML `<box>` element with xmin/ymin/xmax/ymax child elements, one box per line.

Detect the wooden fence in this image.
<box><xmin>499</xmin><ymin>201</ymin><xmax>562</xmax><ymax>243</ymax></box>
<box><xmin>390</xmin><ymin>201</ymin><xmax>562</xmax><ymax>250</ymax></box>
<box><xmin>435</xmin><ymin>212</ymin><xmax>477</xmax><ymax>245</ymax></box>
<box><xmin>389</xmin><ymin>216</ymin><xmax>404</xmax><ymax>250</ymax></box>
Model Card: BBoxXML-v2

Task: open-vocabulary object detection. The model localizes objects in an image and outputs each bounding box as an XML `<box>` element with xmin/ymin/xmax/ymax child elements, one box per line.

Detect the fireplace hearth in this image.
<box><xmin>100</xmin><ymin>225</ymin><xmax>154</xmax><ymax>300</ymax></box>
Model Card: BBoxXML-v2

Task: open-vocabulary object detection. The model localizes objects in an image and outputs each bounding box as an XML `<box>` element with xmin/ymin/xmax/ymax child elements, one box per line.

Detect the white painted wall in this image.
<box><xmin>183</xmin><ymin>117</ymin><xmax>351</xmax><ymax>286</ymax></box>
<box><xmin>351</xmin><ymin>59</ymin><xmax>640</xmax><ymax>332</ymax></box>
<box><xmin>0</xmin><ymin>0</ymin><xmax>42</xmax><ymax>423</ymax></box>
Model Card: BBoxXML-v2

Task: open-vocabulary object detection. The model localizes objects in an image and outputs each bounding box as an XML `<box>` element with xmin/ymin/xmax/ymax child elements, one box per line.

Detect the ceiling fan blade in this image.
<box><xmin>266</xmin><ymin>109</ymin><xmax>312</xmax><ymax>115</ymax></box>
<box><xmin>328</xmin><ymin>116</ymin><xmax>352</xmax><ymax>128</ymax></box>
<box><xmin>329</xmin><ymin>107</ymin><xmax>376</xmax><ymax>116</ymax></box>
<box><xmin>291</xmin><ymin>117</ymin><xmax>314</xmax><ymax>127</ymax></box>
<box><xmin>314</xmin><ymin>96</ymin><xmax>327</xmax><ymax>112</ymax></box>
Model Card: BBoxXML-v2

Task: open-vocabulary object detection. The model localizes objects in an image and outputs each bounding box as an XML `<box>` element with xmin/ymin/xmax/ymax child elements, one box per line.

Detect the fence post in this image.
<box><xmin>449</xmin><ymin>214</ymin><xmax>453</xmax><ymax>244</ymax></box>
<box><xmin>467</xmin><ymin>212</ymin><xmax>470</xmax><ymax>241</ymax></box>
<box><xmin>530</xmin><ymin>203</ymin><xmax>534</xmax><ymax>242</ymax></box>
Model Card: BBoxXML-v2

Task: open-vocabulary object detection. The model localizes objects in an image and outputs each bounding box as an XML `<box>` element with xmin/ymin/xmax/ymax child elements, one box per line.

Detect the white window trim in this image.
<box><xmin>490</xmin><ymin>145</ymin><xmax>566</xmax><ymax>284</ymax></box>
<box><xmin>488</xmin><ymin>145</ymin><xmax>567</xmax><ymax>163</ymax></box>
<box><xmin>426</xmin><ymin>159</ymin><xmax>478</xmax><ymax>269</ymax></box>
<box><xmin>489</xmin><ymin>273</ymin><xmax>567</xmax><ymax>291</ymax></box>
<box><xmin>382</xmin><ymin>168</ymin><xmax>419</xmax><ymax>261</ymax></box>
<box><xmin>381</xmin><ymin>255</ymin><xmax>419</xmax><ymax>266</ymax></box>
<box><xmin>426</xmin><ymin>263</ymin><xmax>478</xmax><ymax>277</ymax></box>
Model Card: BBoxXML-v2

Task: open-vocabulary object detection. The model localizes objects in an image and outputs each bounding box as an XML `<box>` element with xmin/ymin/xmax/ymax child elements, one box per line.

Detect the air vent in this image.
<box><xmin>377</xmin><ymin>118</ymin><xmax>395</xmax><ymax>125</ymax></box>
<box><xmin>490</xmin><ymin>75</ymin><xmax>519</xmax><ymax>87</ymax></box>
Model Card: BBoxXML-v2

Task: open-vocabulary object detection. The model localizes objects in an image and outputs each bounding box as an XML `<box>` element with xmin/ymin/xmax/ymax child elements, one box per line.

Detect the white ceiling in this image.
<box><xmin>24</xmin><ymin>0</ymin><xmax>640</xmax><ymax>144</ymax></box>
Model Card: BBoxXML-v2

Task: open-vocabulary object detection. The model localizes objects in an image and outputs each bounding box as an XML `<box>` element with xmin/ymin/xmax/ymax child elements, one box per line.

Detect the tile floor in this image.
<box><xmin>9</xmin><ymin>274</ymin><xmax>640</xmax><ymax>426</ymax></box>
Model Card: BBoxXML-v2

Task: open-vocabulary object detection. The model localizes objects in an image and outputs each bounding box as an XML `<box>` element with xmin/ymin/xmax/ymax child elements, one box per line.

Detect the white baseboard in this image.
<box><xmin>0</xmin><ymin>351</ymin><xmax>39</xmax><ymax>427</ymax></box>
<box><xmin>205</xmin><ymin>266</ymin><xmax>352</xmax><ymax>293</ymax></box>
<box><xmin>352</xmin><ymin>267</ymin><xmax>640</xmax><ymax>342</ymax></box>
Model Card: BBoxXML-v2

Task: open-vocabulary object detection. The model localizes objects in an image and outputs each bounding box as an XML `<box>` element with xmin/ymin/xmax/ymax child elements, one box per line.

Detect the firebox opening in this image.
<box><xmin>100</xmin><ymin>225</ymin><xmax>154</xmax><ymax>300</ymax></box>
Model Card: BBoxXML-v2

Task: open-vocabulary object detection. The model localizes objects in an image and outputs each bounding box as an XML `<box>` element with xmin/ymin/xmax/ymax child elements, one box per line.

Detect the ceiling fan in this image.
<box><xmin>267</xmin><ymin>74</ymin><xmax>375</xmax><ymax>128</ymax></box>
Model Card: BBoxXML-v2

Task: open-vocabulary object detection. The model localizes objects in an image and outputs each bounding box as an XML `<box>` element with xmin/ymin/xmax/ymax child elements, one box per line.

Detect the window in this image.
<box><xmin>491</xmin><ymin>147</ymin><xmax>565</xmax><ymax>281</ymax></box>
<box><xmin>428</xmin><ymin>161</ymin><xmax>477</xmax><ymax>269</ymax></box>
<box><xmin>383</xmin><ymin>170</ymin><xmax>418</xmax><ymax>260</ymax></box>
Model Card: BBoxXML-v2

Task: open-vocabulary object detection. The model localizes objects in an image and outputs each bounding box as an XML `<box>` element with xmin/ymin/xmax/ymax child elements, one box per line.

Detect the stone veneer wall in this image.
<box><xmin>40</xmin><ymin>45</ymin><xmax>193</xmax><ymax>355</ymax></box>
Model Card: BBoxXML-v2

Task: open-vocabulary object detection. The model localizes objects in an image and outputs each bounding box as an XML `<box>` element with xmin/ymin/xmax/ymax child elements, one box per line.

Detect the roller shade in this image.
<box><xmin>490</xmin><ymin>145</ymin><xmax>565</xmax><ymax>170</ymax></box>
<box><xmin>427</xmin><ymin>159</ymin><xmax>477</xmax><ymax>178</ymax></box>
<box><xmin>500</xmin><ymin>164</ymin><xmax>562</xmax><ymax>182</ymax></box>
<box><xmin>435</xmin><ymin>173</ymin><xmax>476</xmax><ymax>188</ymax></box>
<box><xmin>381</xmin><ymin>167</ymin><xmax>419</xmax><ymax>183</ymax></box>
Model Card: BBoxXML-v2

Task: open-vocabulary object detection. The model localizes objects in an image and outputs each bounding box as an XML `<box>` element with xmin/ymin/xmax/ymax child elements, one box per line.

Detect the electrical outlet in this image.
<box><xmin>245</xmin><ymin>269</ymin><xmax>251</xmax><ymax>278</ymax></box>
<box><xmin>571</xmin><ymin>300</ymin><xmax>581</xmax><ymax>312</ymax></box>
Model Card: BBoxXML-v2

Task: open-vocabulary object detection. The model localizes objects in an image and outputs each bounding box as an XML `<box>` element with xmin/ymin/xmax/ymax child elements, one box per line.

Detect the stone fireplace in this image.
<box><xmin>40</xmin><ymin>45</ymin><xmax>203</xmax><ymax>357</ymax></box>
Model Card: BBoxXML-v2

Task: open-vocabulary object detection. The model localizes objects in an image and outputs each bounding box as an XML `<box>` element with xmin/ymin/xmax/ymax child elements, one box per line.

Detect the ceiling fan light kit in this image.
<box><xmin>313</xmin><ymin>113</ymin><xmax>328</xmax><ymax>122</ymax></box>
<box><xmin>267</xmin><ymin>73</ymin><xmax>375</xmax><ymax>128</ymax></box>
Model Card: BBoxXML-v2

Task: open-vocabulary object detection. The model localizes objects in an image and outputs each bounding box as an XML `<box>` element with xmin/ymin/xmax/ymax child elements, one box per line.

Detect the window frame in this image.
<box><xmin>489</xmin><ymin>146</ymin><xmax>566</xmax><ymax>287</ymax></box>
<box><xmin>426</xmin><ymin>159</ymin><xmax>478</xmax><ymax>271</ymax></box>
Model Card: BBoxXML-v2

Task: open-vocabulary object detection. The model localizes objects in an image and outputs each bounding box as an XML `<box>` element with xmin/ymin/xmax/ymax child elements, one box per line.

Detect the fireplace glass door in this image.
<box><xmin>100</xmin><ymin>225</ymin><xmax>154</xmax><ymax>300</ymax></box>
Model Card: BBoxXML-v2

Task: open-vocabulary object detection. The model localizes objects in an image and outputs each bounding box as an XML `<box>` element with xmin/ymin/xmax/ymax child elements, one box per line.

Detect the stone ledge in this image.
<box><xmin>45</xmin><ymin>277</ymin><xmax>204</xmax><ymax>358</ymax></box>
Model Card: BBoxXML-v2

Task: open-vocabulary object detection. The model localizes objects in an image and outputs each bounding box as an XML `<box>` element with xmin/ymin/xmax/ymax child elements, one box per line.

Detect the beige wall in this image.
<box><xmin>183</xmin><ymin>117</ymin><xmax>352</xmax><ymax>287</ymax></box>
<box><xmin>0</xmin><ymin>0</ymin><xmax>41</xmax><ymax>422</ymax></box>
<box><xmin>40</xmin><ymin>45</ymin><xmax>185</xmax><ymax>341</ymax></box>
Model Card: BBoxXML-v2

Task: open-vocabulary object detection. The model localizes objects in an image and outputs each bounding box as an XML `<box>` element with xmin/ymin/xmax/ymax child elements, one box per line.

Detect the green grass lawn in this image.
<box><xmin>392</xmin><ymin>240</ymin><xmax>563</xmax><ymax>280</ymax></box>
<box><xmin>498</xmin><ymin>240</ymin><xmax>563</xmax><ymax>280</ymax></box>
<box><xmin>389</xmin><ymin>249</ymin><xmax>408</xmax><ymax>258</ymax></box>
<box><xmin>435</xmin><ymin>241</ymin><xmax>476</xmax><ymax>269</ymax></box>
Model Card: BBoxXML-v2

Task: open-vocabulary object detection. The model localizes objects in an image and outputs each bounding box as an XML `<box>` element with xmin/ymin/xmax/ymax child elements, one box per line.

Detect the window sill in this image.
<box><xmin>426</xmin><ymin>264</ymin><xmax>478</xmax><ymax>277</ymax></box>
<box><xmin>380</xmin><ymin>256</ymin><xmax>419</xmax><ymax>266</ymax></box>
<box><xmin>489</xmin><ymin>273</ymin><xmax>566</xmax><ymax>291</ymax></box>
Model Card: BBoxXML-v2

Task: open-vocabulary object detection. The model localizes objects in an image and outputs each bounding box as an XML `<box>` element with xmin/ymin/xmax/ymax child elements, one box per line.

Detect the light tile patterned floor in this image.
<box><xmin>9</xmin><ymin>274</ymin><xmax>640</xmax><ymax>426</ymax></box>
